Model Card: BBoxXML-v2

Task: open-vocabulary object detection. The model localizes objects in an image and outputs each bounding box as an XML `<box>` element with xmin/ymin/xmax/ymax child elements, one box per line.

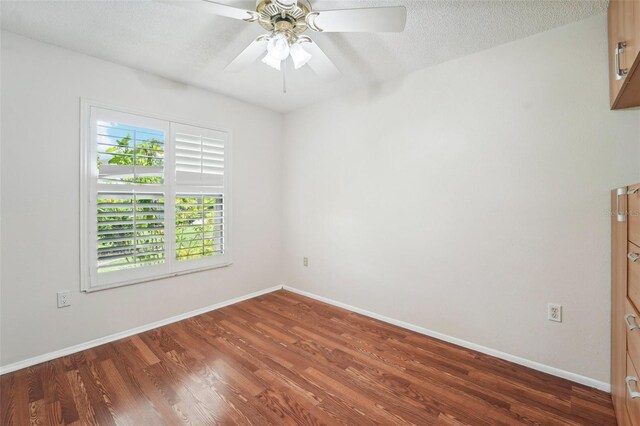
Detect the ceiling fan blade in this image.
<box><xmin>158</xmin><ymin>0</ymin><xmax>259</xmax><ymax>22</ymax></box>
<box><xmin>306</xmin><ymin>6</ymin><xmax>406</xmax><ymax>33</ymax></box>
<box><xmin>225</xmin><ymin>37</ymin><xmax>268</xmax><ymax>72</ymax></box>
<box><xmin>304</xmin><ymin>40</ymin><xmax>340</xmax><ymax>81</ymax></box>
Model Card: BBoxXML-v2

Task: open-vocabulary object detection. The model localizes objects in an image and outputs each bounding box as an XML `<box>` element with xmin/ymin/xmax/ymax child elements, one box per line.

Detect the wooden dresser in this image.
<box><xmin>612</xmin><ymin>183</ymin><xmax>640</xmax><ymax>425</ymax></box>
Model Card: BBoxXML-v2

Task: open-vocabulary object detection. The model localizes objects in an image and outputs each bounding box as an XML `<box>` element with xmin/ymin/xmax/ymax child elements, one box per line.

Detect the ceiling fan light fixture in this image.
<box><xmin>290</xmin><ymin>43</ymin><xmax>312</xmax><ymax>69</ymax></box>
<box><xmin>210</xmin><ymin>0</ymin><xmax>406</xmax><ymax>83</ymax></box>
<box><xmin>262</xmin><ymin>52</ymin><xmax>282</xmax><ymax>70</ymax></box>
<box><xmin>267</xmin><ymin>33</ymin><xmax>290</xmax><ymax>61</ymax></box>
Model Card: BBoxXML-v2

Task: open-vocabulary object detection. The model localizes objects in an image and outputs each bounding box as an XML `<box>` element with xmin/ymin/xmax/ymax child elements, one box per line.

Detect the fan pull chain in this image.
<box><xmin>282</xmin><ymin>59</ymin><xmax>287</xmax><ymax>94</ymax></box>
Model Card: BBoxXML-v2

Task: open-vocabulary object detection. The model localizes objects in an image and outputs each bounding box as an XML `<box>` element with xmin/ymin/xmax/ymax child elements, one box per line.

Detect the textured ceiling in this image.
<box><xmin>1</xmin><ymin>0</ymin><xmax>607</xmax><ymax>112</ymax></box>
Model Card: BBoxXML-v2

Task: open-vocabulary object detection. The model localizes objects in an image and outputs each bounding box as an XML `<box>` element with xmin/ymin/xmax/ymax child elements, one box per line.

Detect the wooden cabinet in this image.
<box><xmin>608</xmin><ymin>0</ymin><xmax>640</xmax><ymax>109</ymax></box>
<box><xmin>613</xmin><ymin>187</ymin><xmax>629</xmax><ymax>424</ymax></box>
<box><xmin>612</xmin><ymin>184</ymin><xmax>640</xmax><ymax>425</ymax></box>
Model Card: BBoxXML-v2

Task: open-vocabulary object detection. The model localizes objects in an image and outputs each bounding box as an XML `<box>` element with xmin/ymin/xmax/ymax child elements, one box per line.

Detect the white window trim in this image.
<box><xmin>80</xmin><ymin>98</ymin><xmax>233</xmax><ymax>292</ymax></box>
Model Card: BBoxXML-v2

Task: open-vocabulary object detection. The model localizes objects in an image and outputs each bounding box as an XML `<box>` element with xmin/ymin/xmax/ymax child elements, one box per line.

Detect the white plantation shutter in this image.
<box><xmin>82</xmin><ymin>103</ymin><xmax>231</xmax><ymax>291</ymax></box>
<box><xmin>174</xmin><ymin>125</ymin><xmax>226</xmax><ymax>186</ymax></box>
<box><xmin>172</xmin><ymin>123</ymin><xmax>229</xmax><ymax>269</ymax></box>
<box><xmin>96</xmin><ymin>192</ymin><xmax>165</xmax><ymax>272</ymax></box>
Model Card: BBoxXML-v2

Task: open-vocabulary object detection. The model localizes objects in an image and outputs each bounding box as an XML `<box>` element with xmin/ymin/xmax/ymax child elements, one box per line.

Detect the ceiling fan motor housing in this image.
<box><xmin>256</xmin><ymin>0</ymin><xmax>311</xmax><ymax>36</ymax></box>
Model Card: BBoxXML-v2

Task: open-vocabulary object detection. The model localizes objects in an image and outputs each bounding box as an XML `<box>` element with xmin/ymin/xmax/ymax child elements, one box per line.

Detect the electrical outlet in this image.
<box><xmin>548</xmin><ymin>303</ymin><xmax>562</xmax><ymax>322</ymax></box>
<box><xmin>57</xmin><ymin>290</ymin><xmax>71</xmax><ymax>308</ymax></box>
<box><xmin>303</xmin><ymin>257</ymin><xmax>309</xmax><ymax>267</ymax></box>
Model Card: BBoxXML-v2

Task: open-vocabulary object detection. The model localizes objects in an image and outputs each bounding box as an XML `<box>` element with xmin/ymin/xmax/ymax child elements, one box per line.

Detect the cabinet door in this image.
<box><xmin>610</xmin><ymin>0</ymin><xmax>626</xmax><ymax>106</ymax></box>
<box><xmin>609</xmin><ymin>0</ymin><xmax>640</xmax><ymax>109</ymax></box>
<box><xmin>623</xmin><ymin>0</ymin><xmax>640</xmax><ymax>71</ymax></box>
<box><xmin>613</xmin><ymin>187</ymin><xmax>630</xmax><ymax>423</ymax></box>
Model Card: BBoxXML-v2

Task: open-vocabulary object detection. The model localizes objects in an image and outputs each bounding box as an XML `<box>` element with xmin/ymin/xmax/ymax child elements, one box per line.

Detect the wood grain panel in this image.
<box><xmin>614</xmin><ymin>187</ymin><xmax>631</xmax><ymax>425</ymax></box>
<box><xmin>629</xmin><ymin>242</ymin><xmax>640</xmax><ymax>315</ymax></box>
<box><xmin>627</xmin><ymin>298</ymin><xmax>640</xmax><ymax>373</ymax></box>
<box><xmin>0</xmin><ymin>290</ymin><xmax>616</xmax><ymax>425</ymax></box>
<box><xmin>610</xmin><ymin>0</ymin><xmax>627</xmax><ymax>107</ymax></box>
<box><xmin>627</xmin><ymin>353</ymin><xmax>640</xmax><ymax>424</ymax></box>
<box><xmin>630</xmin><ymin>184</ymin><xmax>640</xmax><ymax>245</ymax></box>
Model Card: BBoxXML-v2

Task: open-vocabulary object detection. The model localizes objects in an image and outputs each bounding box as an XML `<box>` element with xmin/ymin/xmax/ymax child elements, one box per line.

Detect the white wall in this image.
<box><xmin>0</xmin><ymin>32</ymin><xmax>283</xmax><ymax>366</ymax></box>
<box><xmin>282</xmin><ymin>14</ymin><xmax>640</xmax><ymax>383</ymax></box>
<box><xmin>2</xmin><ymin>14</ymin><xmax>639</xmax><ymax>386</ymax></box>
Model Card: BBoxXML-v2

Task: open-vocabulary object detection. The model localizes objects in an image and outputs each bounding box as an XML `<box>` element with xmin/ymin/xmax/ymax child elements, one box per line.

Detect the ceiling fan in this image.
<box><xmin>167</xmin><ymin>0</ymin><xmax>407</xmax><ymax>88</ymax></box>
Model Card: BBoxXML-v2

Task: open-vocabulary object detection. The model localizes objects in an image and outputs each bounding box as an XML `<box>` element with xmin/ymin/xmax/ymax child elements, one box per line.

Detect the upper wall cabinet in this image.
<box><xmin>609</xmin><ymin>0</ymin><xmax>640</xmax><ymax>109</ymax></box>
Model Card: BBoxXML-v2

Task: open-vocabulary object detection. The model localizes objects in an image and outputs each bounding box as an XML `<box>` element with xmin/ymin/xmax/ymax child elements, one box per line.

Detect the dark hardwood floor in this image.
<box><xmin>0</xmin><ymin>290</ymin><xmax>615</xmax><ymax>425</ymax></box>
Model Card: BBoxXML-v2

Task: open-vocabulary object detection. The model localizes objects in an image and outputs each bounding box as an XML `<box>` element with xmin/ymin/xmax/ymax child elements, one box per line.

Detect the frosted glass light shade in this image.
<box><xmin>290</xmin><ymin>43</ymin><xmax>312</xmax><ymax>69</ymax></box>
<box><xmin>262</xmin><ymin>52</ymin><xmax>282</xmax><ymax>70</ymax></box>
<box><xmin>267</xmin><ymin>34</ymin><xmax>290</xmax><ymax>61</ymax></box>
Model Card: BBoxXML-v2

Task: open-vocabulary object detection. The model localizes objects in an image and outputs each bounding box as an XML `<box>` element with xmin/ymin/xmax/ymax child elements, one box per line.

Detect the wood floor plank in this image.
<box><xmin>0</xmin><ymin>289</ymin><xmax>615</xmax><ymax>425</ymax></box>
<box><xmin>1</xmin><ymin>372</ymin><xmax>16</xmax><ymax>425</ymax></box>
<box><xmin>64</xmin><ymin>369</ymin><xmax>99</xmax><ymax>426</ymax></box>
<box><xmin>76</xmin><ymin>362</ymin><xmax>116</xmax><ymax>425</ymax></box>
<box><xmin>13</xmin><ymin>370</ymin><xmax>31</xmax><ymax>426</ymax></box>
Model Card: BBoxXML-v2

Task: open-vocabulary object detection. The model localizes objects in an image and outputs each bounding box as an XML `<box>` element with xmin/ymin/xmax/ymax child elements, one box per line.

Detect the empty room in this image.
<box><xmin>1</xmin><ymin>0</ymin><xmax>640</xmax><ymax>424</ymax></box>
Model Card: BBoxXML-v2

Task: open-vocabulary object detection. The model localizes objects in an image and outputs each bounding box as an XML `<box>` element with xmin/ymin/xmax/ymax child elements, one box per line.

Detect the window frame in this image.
<box><xmin>80</xmin><ymin>98</ymin><xmax>233</xmax><ymax>292</ymax></box>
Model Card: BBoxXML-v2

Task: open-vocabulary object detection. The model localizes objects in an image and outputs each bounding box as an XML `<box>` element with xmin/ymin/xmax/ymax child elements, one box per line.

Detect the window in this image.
<box><xmin>81</xmin><ymin>102</ymin><xmax>231</xmax><ymax>291</ymax></box>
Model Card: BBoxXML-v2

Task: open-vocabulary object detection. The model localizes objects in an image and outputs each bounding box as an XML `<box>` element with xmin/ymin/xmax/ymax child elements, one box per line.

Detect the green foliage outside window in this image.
<box><xmin>175</xmin><ymin>195</ymin><xmax>224</xmax><ymax>261</ymax></box>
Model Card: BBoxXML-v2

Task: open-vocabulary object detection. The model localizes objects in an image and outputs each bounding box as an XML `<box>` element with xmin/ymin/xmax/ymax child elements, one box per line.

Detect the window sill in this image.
<box><xmin>82</xmin><ymin>261</ymin><xmax>233</xmax><ymax>293</ymax></box>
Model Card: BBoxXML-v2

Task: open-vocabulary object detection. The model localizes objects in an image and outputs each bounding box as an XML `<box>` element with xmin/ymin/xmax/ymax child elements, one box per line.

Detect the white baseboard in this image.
<box><xmin>0</xmin><ymin>285</ymin><xmax>283</xmax><ymax>375</ymax></box>
<box><xmin>2</xmin><ymin>284</ymin><xmax>611</xmax><ymax>393</ymax></box>
<box><xmin>282</xmin><ymin>285</ymin><xmax>610</xmax><ymax>393</ymax></box>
